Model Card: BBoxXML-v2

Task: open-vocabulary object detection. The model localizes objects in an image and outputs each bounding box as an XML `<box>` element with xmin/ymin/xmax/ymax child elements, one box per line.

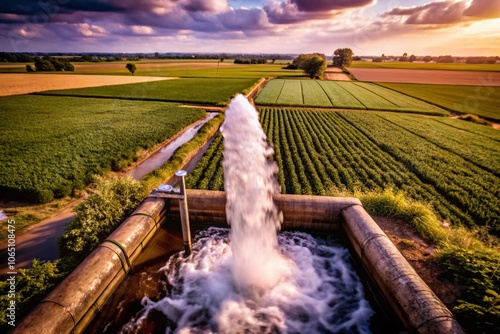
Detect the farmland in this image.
<box><xmin>0</xmin><ymin>73</ymin><xmax>171</xmax><ymax>96</ymax></box>
<box><xmin>0</xmin><ymin>95</ymin><xmax>205</xmax><ymax>203</ymax></box>
<box><xmin>40</xmin><ymin>77</ymin><xmax>261</xmax><ymax>105</ymax></box>
<box><xmin>254</xmin><ymin>79</ymin><xmax>447</xmax><ymax>115</ymax></box>
<box><xmin>187</xmin><ymin>108</ymin><xmax>499</xmax><ymax>234</ymax></box>
<box><xmin>0</xmin><ymin>61</ymin><xmax>302</xmax><ymax>79</ymax></box>
<box><xmin>349</xmin><ymin>61</ymin><xmax>500</xmax><ymax>72</ymax></box>
<box><xmin>378</xmin><ymin>83</ymin><xmax>500</xmax><ymax>120</ymax></box>
<box><xmin>347</xmin><ymin>68</ymin><xmax>500</xmax><ymax>86</ymax></box>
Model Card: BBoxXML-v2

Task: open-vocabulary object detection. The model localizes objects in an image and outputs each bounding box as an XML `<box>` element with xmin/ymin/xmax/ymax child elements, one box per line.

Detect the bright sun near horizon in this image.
<box><xmin>1</xmin><ymin>0</ymin><xmax>499</xmax><ymax>56</ymax></box>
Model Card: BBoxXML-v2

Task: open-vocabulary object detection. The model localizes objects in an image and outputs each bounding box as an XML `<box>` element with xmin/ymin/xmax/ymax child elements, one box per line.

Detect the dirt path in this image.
<box><xmin>0</xmin><ymin>200</ymin><xmax>80</xmax><ymax>278</ymax></box>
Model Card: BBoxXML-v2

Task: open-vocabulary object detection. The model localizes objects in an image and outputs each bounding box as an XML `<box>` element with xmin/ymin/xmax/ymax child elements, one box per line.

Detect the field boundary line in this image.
<box><xmin>373</xmin><ymin>83</ymin><xmax>451</xmax><ymax>115</ymax></box>
<box><xmin>333</xmin><ymin>82</ymin><xmax>367</xmax><ymax>109</ymax></box>
<box><xmin>433</xmin><ymin>119</ymin><xmax>500</xmax><ymax>143</ymax></box>
<box><xmin>351</xmin><ymin>82</ymin><xmax>399</xmax><ymax>107</ymax></box>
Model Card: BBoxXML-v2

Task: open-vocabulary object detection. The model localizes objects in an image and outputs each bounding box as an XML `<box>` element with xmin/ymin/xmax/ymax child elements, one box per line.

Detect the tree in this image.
<box><xmin>26</xmin><ymin>64</ymin><xmax>35</xmax><ymax>72</ymax></box>
<box><xmin>423</xmin><ymin>56</ymin><xmax>433</xmax><ymax>63</ymax></box>
<box><xmin>126</xmin><ymin>62</ymin><xmax>137</xmax><ymax>75</ymax></box>
<box><xmin>409</xmin><ymin>54</ymin><xmax>417</xmax><ymax>62</ymax></box>
<box><xmin>34</xmin><ymin>57</ymin><xmax>55</xmax><ymax>72</ymax></box>
<box><xmin>332</xmin><ymin>48</ymin><xmax>353</xmax><ymax>67</ymax></box>
<box><xmin>293</xmin><ymin>53</ymin><xmax>327</xmax><ymax>79</ymax></box>
<box><xmin>399</xmin><ymin>52</ymin><xmax>408</xmax><ymax>62</ymax></box>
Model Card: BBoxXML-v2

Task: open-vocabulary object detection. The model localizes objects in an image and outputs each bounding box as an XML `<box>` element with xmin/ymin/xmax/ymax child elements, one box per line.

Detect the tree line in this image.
<box><xmin>26</xmin><ymin>56</ymin><xmax>75</xmax><ymax>72</ymax></box>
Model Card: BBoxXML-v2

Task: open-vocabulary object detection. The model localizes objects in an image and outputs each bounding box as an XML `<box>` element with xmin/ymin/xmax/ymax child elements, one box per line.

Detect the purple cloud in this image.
<box><xmin>463</xmin><ymin>0</ymin><xmax>500</xmax><ymax>19</ymax></box>
<box><xmin>385</xmin><ymin>1</ymin><xmax>466</xmax><ymax>25</ymax></box>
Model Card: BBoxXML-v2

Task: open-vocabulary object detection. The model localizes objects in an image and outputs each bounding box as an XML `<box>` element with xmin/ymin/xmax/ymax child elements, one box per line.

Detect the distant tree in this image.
<box><xmin>154</xmin><ymin>52</ymin><xmax>160</xmax><ymax>59</ymax></box>
<box><xmin>399</xmin><ymin>52</ymin><xmax>408</xmax><ymax>62</ymax></box>
<box><xmin>293</xmin><ymin>53</ymin><xmax>327</xmax><ymax>79</ymax></box>
<box><xmin>381</xmin><ymin>53</ymin><xmax>387</xmax><ymax>61</ymax></box>
<box><xmin>125</xmin><ymin>62</ymin><xmax>137</xmax><ymax>75</ymax></box>
<box><xmin>303</xmin><ymin>55</ymin><xmax>327</xmax><ymax>79</ymax></box>
<box><xmin>64</xmin><ymin>62</ymin><xmax>75</xmax><ymax>71</ymax></box>
<box><xmin>26</xmin><ymin>64</ymin><xmax>35</xmax><ymax>72</ymax></box>
<box><xmin>423</xmin><ymin>56</ymin><xmax>433</xmax><ymax>63</ymax></box>
<box><xmin>409</xmin><ymin>54</ymin><xmax>417</xmax><ymax>62</ymax></box>
<box><xmin>332</xmin><ymin>48</ymin><xmax>353</xmax><ymax>67</ymax></box>
<box><xmin>34</xmin><ymin>57</ymin><xmax>55</xmax><ymax>71</ymax></box>
<box><xmin>436</xmin><ymin>55</ymin><xmax>455</xmax><ymax>63</ymax></box>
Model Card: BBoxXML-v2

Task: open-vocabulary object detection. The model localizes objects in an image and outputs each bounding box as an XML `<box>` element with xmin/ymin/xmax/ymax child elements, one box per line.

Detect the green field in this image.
<box><xmin>378</xmin><ymin>83</ymin><xmax>500</xmax><ymax>120</ymax></box>
<box><xmin>254</xmin><ymin>79</ymin><xmax>447</xmax><ymax>114</ymax></box>
<box><xmin>349</xmin><ymin>61</ymin><xmax>500</xmax><ymax>72</ymax></box>
<box><xmin>38</xmin><ymin>77</ymin><xmax>259</xmax><ymax>105</ymax></box>
<box><xmin>187</xmin><ymin>109</ymin><xmax>499</xmax><ymax>233</ymax></box>
<box><xmin>0</xmin><ymin>61</ymin><xmax>302</xmax><ymax>78</ymax></box>
<box><xmin>0</xmin><ymin>95</ymin><xmax>205</xmax><ymax>203</ymax></box>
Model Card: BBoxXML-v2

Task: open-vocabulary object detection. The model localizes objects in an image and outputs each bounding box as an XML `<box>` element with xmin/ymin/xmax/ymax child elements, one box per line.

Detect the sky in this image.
<box><xmin>1</xmin><ymin>0</ymin><xmax>499</xmax><ymax>56</ymax></box>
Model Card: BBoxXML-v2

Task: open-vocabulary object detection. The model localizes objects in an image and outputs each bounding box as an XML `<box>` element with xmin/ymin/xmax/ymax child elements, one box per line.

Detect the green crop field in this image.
<box><xmin>349</xmin><ymin>61</ymin><xmax>500</xmax><ymax>72</ymax></box>
<box><xmin>0</xmin><ymin>61</ymin><xmax>302</xmax><ymax>78</ymax></box>
<box><xmin>187</xmin><ymin>108</ymin><xmax>499</xmax><ymax>234</ymax></box>
<box><xmin>38</xmin><ymin>77</ymin><xmax>259</xmax><ymax>105</ymax></box>
<box><xmin>0</xmin><ymin>95</ymin><xmax>205</xmax><ymax>203</ymax></box>
<box><xmin>255</xmin><ymin>79</ymin><xmax>447</xmax><ymax>114</ymax></box>
<box><xmin>378</xmin><ymin>83</ymin><xmax>500</xmax><ymax>120</ymax></box>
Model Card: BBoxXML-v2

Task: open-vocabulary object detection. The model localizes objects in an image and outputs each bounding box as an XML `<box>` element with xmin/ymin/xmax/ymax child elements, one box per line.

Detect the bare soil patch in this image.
<box><xmin>324</xmin><ymin>72</ymin><xmax>351</xmax><ymax>81</ymax></box>
<box><xmin>348</xmin><ymin>68</ymin><xmax>500</xmax><ymax>86</ymax></box>
<box><xmin>373</xmin><ymin>216</ymin><xmax>459</xmax><ymax>307</ymax></box>
<box><xmin>0</xmin><ymin>73</ymin><xmax>175</xmax><ymax>96</ymax></box>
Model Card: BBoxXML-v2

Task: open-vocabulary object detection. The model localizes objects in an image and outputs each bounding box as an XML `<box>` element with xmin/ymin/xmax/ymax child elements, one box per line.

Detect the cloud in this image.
<box><xmin>264</xmin><ymin>0</ymin><xmax>374</xmax><ymax>24</ymax></box>
<box><xmin>384</xmin><ymin>0</ymin><xmax>500</xmax><ymax>26</ymax></box>
<box><xmin>463</xmin><ymin>0</ymin><xmax>500</xmax><ymax>19</ymax></box>
<box><xmin>291</xmin><ymin>0</ymin><xmax>375</xmax><ymax>12</ymax></box>
<box><xmin>384</xmin><ymin>1</ymin><xmax>466</xmax><ymax>25</ymax></box>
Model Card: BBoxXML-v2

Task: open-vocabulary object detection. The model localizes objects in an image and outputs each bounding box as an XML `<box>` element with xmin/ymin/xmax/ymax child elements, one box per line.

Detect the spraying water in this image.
<box><xmin>220</xmin><ymin>94</ymin><xmax>285</xmax><ymax>295</ymax></box>
<box><xmin>120</xmin><ymin>95</ymin><xmax>374</xmax><ymax>333</ymax></box>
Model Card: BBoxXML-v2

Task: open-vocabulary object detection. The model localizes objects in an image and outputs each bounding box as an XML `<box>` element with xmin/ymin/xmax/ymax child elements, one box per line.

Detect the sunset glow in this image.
<box><xmin>0</xmin><ymin>0</ymin><xmax>499</xmax><ymax>56</ymax></box>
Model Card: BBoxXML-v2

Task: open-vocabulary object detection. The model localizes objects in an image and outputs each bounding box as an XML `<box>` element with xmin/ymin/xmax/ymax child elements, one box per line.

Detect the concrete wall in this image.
<box><xmin>13</xmin><ymin>190</ymin><xmax>463</xmax><ymax>334</ymax></box>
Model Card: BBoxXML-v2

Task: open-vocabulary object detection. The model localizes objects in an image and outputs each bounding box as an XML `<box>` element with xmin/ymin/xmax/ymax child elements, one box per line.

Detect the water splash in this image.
<box><xmin>220</xmin><ymin>94</ymin><xmax>284</xmax><ymax>295</ymax></box>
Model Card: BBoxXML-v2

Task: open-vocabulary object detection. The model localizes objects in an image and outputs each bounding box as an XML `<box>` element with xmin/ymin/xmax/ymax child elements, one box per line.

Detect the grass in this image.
<box><xmin>38</xmin><ymin>77</ymin><xmax>260</xmax><ymax>105</ymax></box>
<box><xmin>0</xmin><ymin>94</ymin><xmax>205</xmax><ymax>203</ymax></box>
<box><xmin>349</xmin><ymin>61</ymin><xmax>500</xmax><ymax>72</ymax></box>
<box><xmin>255</xmin><ymin>79</ymin><xmax>448</xmax><ymax>115</ymax></box>
<box><xmin>378</xmin><ymin>83</ymin><xmax>500</xmax><ymax>120</ymax></box>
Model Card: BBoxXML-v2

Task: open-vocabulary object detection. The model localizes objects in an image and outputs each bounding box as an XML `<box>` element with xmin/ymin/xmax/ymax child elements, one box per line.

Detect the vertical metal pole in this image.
<box><xmin>175</xmin><ymin>170</ymin><xmax>192</xmax><ymax>255</ymax></box>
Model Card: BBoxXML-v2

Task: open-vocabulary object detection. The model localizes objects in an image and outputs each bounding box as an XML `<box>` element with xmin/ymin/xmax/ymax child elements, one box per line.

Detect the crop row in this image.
<box><xmin>376</xmin><ymin>113</ymin><xmax>500</xmax><ymax>176</ymax></box>
<box><xmin>188</xmin><ymin>108</ymin><xmax>499</xmax><ymax>232</ymax></box>
<box><xmin>340</xmin><ymin>112</ymin><xmax>499</xmax><ymax>230</ymax></box>
<box><xmin>0</xmin><ymin>95</ymin><xmax>205</xmax><ymax>203</ymax></box>
<box><xmin>254</xmin><ymin>79</ymin><xmax>447</xmax><ymax>115</ymax></box>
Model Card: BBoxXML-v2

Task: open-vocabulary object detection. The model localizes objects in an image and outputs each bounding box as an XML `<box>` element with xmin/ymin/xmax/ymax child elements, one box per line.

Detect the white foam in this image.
<box><xmin>121</xmin><ymin>228</ymin><xmax>374</xmax><ymax>333</ymax></box>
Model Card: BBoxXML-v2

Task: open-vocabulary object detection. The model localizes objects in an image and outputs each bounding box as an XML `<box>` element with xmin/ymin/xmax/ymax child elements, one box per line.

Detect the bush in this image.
<box><xmin>0</xmin><ymin>259</ymin><xmax>64</xmax><ymax>328</ymax></box>
<box><xmin>58</xmin><ymin>176</ymin><xmax>145</xmax><ymax>261</ymax></box>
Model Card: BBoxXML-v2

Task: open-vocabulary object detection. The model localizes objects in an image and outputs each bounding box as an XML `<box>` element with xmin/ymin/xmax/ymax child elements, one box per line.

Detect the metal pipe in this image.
<box><xmin>175</xmin><ymin>170</ymin><xmax>192</xmax><ymax>255</ymax></box>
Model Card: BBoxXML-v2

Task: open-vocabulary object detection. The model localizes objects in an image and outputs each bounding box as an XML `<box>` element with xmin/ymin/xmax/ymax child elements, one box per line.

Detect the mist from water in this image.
<box><xmin>120</xmin><ymin>94</ymin><xmax>374</xmax><ymax>333</ymax></box>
